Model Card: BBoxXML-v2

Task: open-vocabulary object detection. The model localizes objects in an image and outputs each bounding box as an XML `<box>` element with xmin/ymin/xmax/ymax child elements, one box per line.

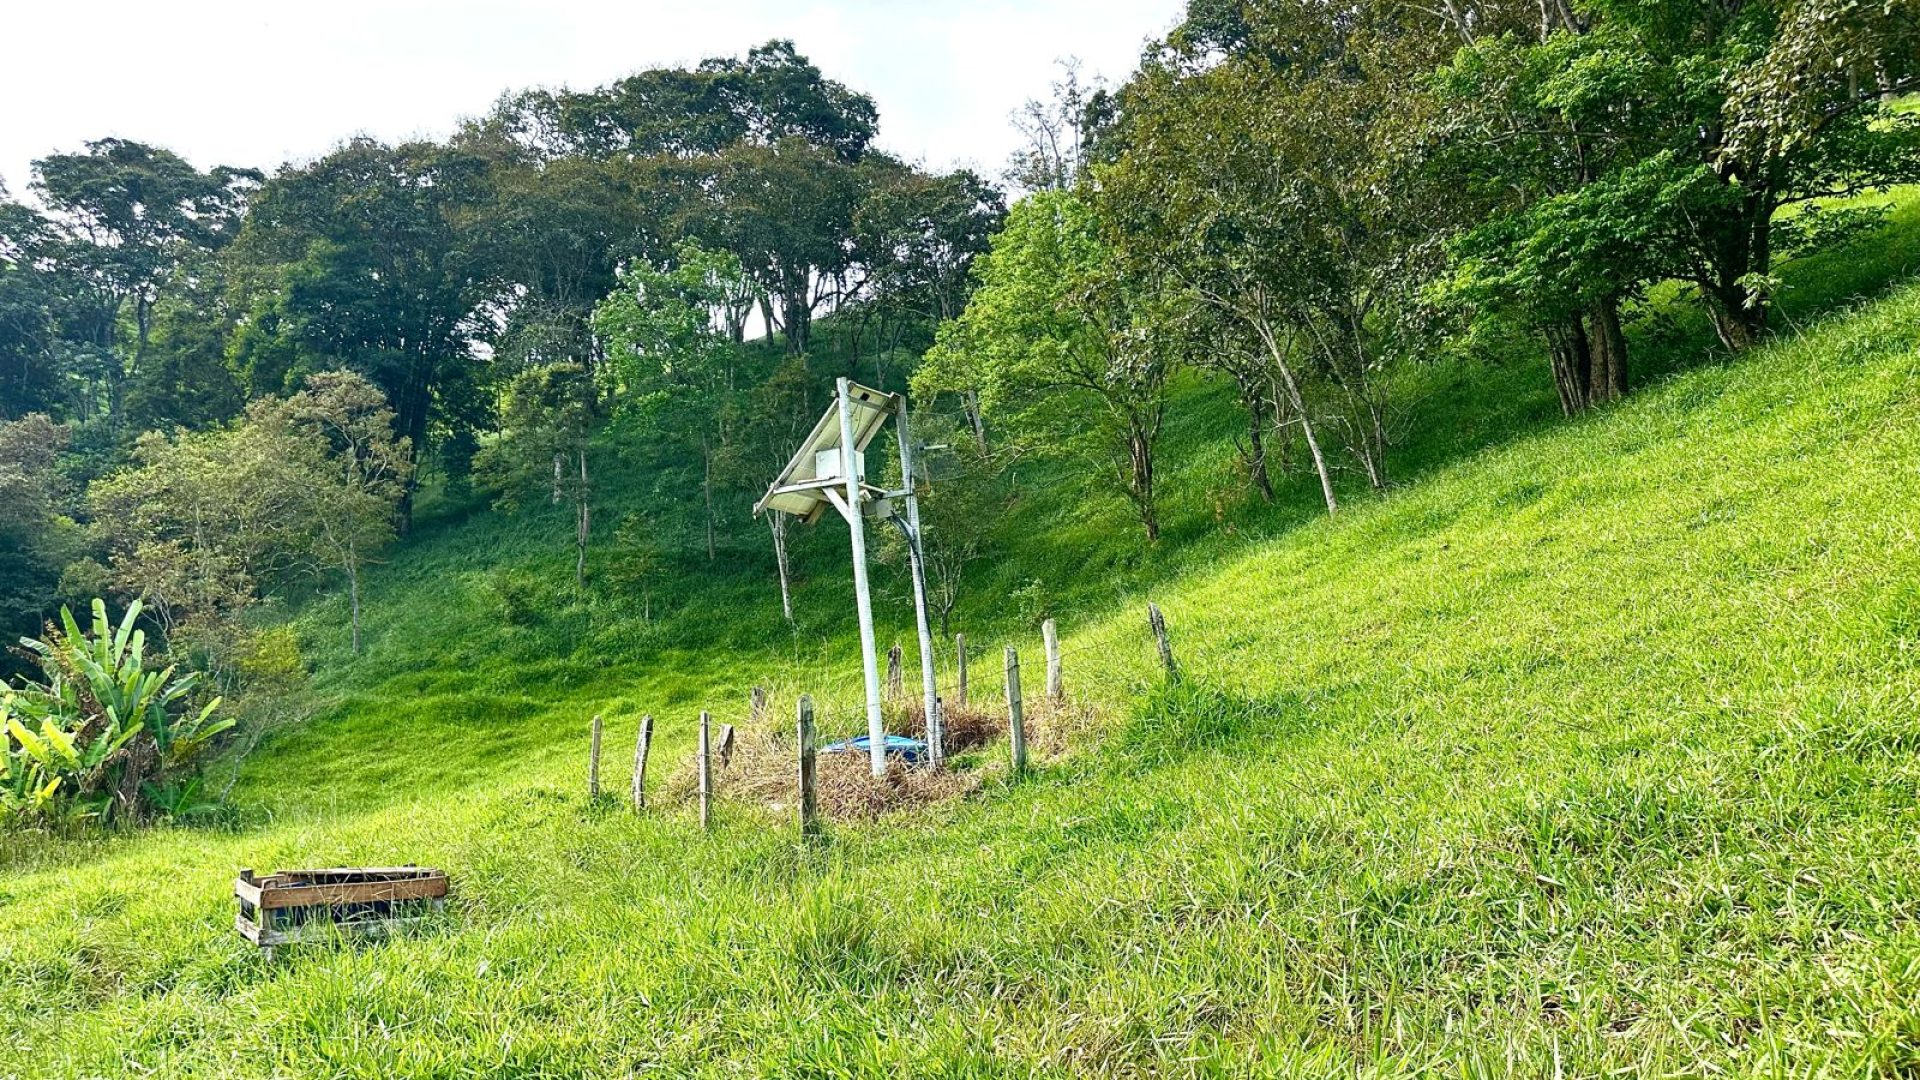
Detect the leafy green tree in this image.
<box><xmin>90</xmin><ymin>371</ymin><xmax>408</xmax><ymax>653</ymax></box>
<box><xmin>0</xmin><ymin>414</ymin><xmax>79</xmax><ymax>676</ymax></box>
<box><xmin>260</xmin><ymin>371</ymin><xmax>413</xmax><ymax>652</ymax></box>
<box><xmin>919</xmin><ymin>190</ymin><xmax>1169</xmax><ymax>540</ymax></box>
<box><xmin>1437</xmin><ymin>0</ymin><xmax>1920</xmax><ymax>366</ymax></box>
<box><xmin>848</xmin><ymin>162</ymin><xmax>1005</xmax><ymax>396</ymax></box>
<box><xmin>605</xmin><ymin>512</ymin><xmax>667</xmax><ymax>623</ymax></box>
<box><xmin>89</xmin><ymin>423</ymin><xmax>298</xmax><ymax>635</ymax></box>
<box><xmin>0</xmin><ymin>195</ymin><xmax>68</xmax><ymax>420</ymax></box>
<box><xmin>229</xmin><ymin>138</ymin><xmax>493</xmax><ymax>520</ymax></box>
<box><xmin>594</xmin><ymin>241</ymin><xmax>758</xmax><ymax>559</ymax></box>
<box><xmin>1100</xmin><ymin>15</ymin><xmax>1448</xmax><ymax>508</ymax></box>
<box><xmin>492</xmin><ymin>39</ymin><xmax>878</xmax><ymax>162</ymax></box>
<box><xmin>123</xmin><ymin>251</ymin><xmax>246</xmax><ymax>431</ymax></box>
<box><xmin>28</xmin><ymin>139</ymin><xmax>258</xmax><ymax>426</ymax></box>
<box><xmin>709</xmin><ymin>137</ymin><xmax>866</xmax><ymax>356</ymax></box>
<box><xmin>475</xmin><ymin>362</ymin><xmax>596</xmax><ymax>587</ymax></box>
<box><xmin>453</xmin><ymin>135</ymin><xmax>667</xmax><ymax>376</ymax></box>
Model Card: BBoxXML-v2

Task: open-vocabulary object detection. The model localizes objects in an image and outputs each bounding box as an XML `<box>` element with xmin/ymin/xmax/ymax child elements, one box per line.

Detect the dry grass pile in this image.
<box><xmin>654</xmin><ymin>692</ymin><xmax>1099</xmax><ymax>821</ymax></box>
<box><xmin>891</xmin><ymin>698</ymin><xmax>1003</xmax><ymax>752</ymax></box>
<box><xmin>658</xmin><ymin>721</ymin><xmax>977</xmax><ymax>820</ymax></box>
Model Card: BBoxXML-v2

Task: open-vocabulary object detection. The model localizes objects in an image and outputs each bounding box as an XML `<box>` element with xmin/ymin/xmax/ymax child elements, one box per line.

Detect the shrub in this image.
<box><xmin>486</xmin><ymin>568</ymin><xmax>549</xmax><ymax>627</ymax></box>
<box><xmin>1</xmin><ymin>599</ymin><xmax>232</xmax><ymax>826</ymax></box>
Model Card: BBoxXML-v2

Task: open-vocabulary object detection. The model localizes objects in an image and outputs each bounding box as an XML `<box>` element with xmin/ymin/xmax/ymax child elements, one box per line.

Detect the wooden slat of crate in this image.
<box><xmin>272</xmin><ymin>867</ymin><xmax>440</xmax><ymax>880</ymax></box>
<box><xmin>253</xmin><ymin>873</ymin><xmax>448</xmax><ymax>910</ymax></box>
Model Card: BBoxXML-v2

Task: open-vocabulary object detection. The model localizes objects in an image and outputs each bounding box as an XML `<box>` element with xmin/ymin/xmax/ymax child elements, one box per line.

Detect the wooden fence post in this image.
<box><xmin>698</xmin><ymin>711</ymin><xmax>713</xmax><ymax>829</ymax></box>
<box><xmin>750</xmin><ymin>687</ymin><xmax>767</xmax><ymax>725</ymax></box>
<box><xmin>632</xmin><ymin>714</ymin><xmax>653</xmax><ymax>811</ymax></box>
<box><xmin>718</xmin><ymin>723</ymin><xmax>737</xmax><ymax>772</ymax></box>
<box><xmin>588</xmin><ymin>714</ymin><xmax>603</xmax><ymax>799</ymax></box>
<box><xmin>1148</xmin><ymin>602</ymin><xmax>1179</xmax><ymax>683</ymax></box>
<box><xmin>955</xmin><ymin>634</ymin><xmax>969</xmax><ymax>708</ymax></box>
<box><xmin>1042</xmin><ymin>618</ymin><xmax>1062</xmax><ymax>703</ymax></box>
<box><xmin>1006</xmin><ymin>645</ymin><xmax>1027</xmax><ymax>774</ymax></box>
<box><xmin>886</xmin><ymin>643</ymin><xmax>904</xmax><ymax>699</ymax></box>
<box><xmin>798</xmin><ymin>695</ymin><xmax>820</xmax><ymax>839</ymax></box>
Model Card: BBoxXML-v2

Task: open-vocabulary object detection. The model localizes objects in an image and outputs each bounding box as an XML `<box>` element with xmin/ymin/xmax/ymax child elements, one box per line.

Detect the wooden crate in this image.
<box><xmin>235</xmin><ymin>867</ymin><xmax>448</xmax><ymax>957</ymax></box>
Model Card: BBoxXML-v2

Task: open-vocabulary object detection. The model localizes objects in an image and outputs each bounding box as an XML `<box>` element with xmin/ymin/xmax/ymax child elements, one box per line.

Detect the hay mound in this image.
<box><xmin>892</xmin><ymin>698</ymin><xmax>1004</xmax><ymax>753</ymax></box>
<box><xmin>659</xmin><ymin>722</ymin><xmax>978</xmax><ymax>820</ymax></box>
<box><xmin>653</xmin><ymin>693</ymin><xmax>1095</xmax><ymax>822</ymax></box>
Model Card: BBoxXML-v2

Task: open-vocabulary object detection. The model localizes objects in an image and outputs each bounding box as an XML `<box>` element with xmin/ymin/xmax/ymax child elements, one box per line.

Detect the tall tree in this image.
<box><xmin>594</xmin><ymin>241</ymin><xmax>759</xmax><ymax>559</ymax></box>
<box><xmin>474</xmin><ymin>362</ymin><xmax>596</xmax><ymax>588</ymax></box>
<box><xmin>0</xmin><ymin>197</ymin><xmax>65</xmax><ymax>419</ymax></box>
<box><xmin>229</xmin><ymin>138</ymin><xmax>494</xmax><ymax>520</ymax></box>
<box><xmin>1101</xmin><ymin>11</ymin><xmax>1449</xmax><ymax>505</ymax></box>
<box><xmin>265</xmin><ymin>372</ymin><xmax>412</xmax><ymax>652</ymax></box>
<box><xmin>0</xmin><ymin>414</ymin><xmax>77</xmax><ymax>675</ymax></box>
<box><xmin>1438</xmin><ymin>0</ymin><xmax>1920</xmax><ymax>364</ymax></box>
<box><xmin>29</xmin><ymin>139</ymin><xmax>258</xmax><ymax>425</ymax></box>
<box><xmin>708</xmin><ymin>138</ymin><xmax>867</xmax><ymax>356</ymax></box>
<box><xmin>919</xmin><ymin>190</ymin><xmax>1170</xmax><ymax>540</ymax></box>
<box><xmin>848</xmin><ymin>162</ymin><xmax>1006</xmax><ymax>395</ymax></box>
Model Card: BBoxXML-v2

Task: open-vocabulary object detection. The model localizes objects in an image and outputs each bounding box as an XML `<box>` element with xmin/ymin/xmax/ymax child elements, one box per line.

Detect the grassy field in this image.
<box><xmin>4</xmin><ymin>197</ymin><xmax>1920</xmax><ymax>1076</ymax></box>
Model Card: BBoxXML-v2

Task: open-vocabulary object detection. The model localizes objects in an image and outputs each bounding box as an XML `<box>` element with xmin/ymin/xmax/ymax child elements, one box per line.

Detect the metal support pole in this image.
<box><xmin>838</xmin><ymin>378</ymin><xmax>888</xmax><ymax>777</ymax></box>
<box><xmin>893</xmin><ymin>395</ymin><xmax>944</xmax><ymax>768</ymax></box>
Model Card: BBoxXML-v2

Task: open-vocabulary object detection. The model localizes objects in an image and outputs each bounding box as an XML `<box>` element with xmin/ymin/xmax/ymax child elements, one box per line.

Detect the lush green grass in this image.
<box><xmin>5</xmin><ymin>200</ymin><xmax>1920</xmax><ymax>1075</ymax></box>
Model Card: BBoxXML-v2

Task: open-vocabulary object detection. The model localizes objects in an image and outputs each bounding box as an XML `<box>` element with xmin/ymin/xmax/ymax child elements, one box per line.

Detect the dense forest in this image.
<box><xmin>2</xmin><ymin>0</ymin><xmax>1918</xmax><ymax>825</ymax></box>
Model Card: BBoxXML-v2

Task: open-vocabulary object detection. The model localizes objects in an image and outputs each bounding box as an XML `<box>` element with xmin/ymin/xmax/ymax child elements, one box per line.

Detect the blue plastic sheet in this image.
<box><xmin>818</xmin><ymin>734</ymin><xmax>928</xmax><ymax>766</ymax></box>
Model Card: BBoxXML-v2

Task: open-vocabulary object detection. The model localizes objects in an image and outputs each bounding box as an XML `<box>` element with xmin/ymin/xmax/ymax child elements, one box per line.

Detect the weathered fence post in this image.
<box><xmin>798</xmin><ymin>695</ymin><xmax>820</xmax><ymax>839</ymax></box>
<box><xmin>698</xmin><ymin>711</ymin><xmax>713</xmax><ymax>829</ymax></box>
<box><xmin>718</xmin><ymin>723</ymin><xmax>737</xmax><ymax>772</ymax></box>
<box><xmin>588</xmin><ymin>714</ymin><xmax>603</xmax><ymax>799</ymax></box>
<box><xmin>955</xmin><ymin>633</ymin><xmax>969</xmax><ymax>708</ymax></box>
<box><xmin>749</xmin><ymin>686</ymin><xmax>767</xmax><ymax>724</ymax></box>
<box><xmin>1042</xmin><ymin>618</ymin><xmax>1062</xmax><ymax>703</ymax></box>
<box><xmin>632</xmin><ymin>714</ymin><xmax>653</xmax><ymax>811</ymax></box>
<box><xmin>886</xmin><ymin>643</ymin><xmax>904</xmax><ymax>699</ymax></box>
<box><xmin>1148</xmin><ymin>602</ymin><xmax>1179</xmax><ymax>683</ymax></box>
<box><xmin>1006</xmin><ymin>645</ymin><xmax>1027</xmax><ymax>774</ymax></box>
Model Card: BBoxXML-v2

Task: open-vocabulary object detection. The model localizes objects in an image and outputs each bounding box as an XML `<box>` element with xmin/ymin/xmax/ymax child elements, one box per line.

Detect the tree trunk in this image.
<box><xmin>702</xmin><ymin>439</ymin><xmax>717</xmax><ymax>561</ymax></box>
<box><xmin>1240</xmin><ymin>381</ymin><xmax>1274</xmax><ymax>503</ymax></box>
<box><xmin>963</xmin><ymin>389</ymin><xmax>988</xmax><ymax>452</ymax></box>
<box><xmin>1587</xmin><ymin>296</ymin><xmax>1629</xmax><ymax>404</ymax></box>
<box><xmin>575</xmin><ymin>450</ymin><xmax>591</xmax><ymax>588</ymax></box>
<box><xmin>783</xmin><ymin>282</ymin><xmax>812</xmax><ymax>356</ymax></box>
<box><xmin>770</xmin><ymin>512</ymin><xmax>794</xmax><ymax>624</ymax></box>
<box><xmin>1254</xmin><ymin>320</ymin><xmax>1337</xmax><ymax>514</ymax></box>
<box><xmin>1546</xmin><ymin>316</ymin><xmax>1593</xmax><ymax>416</ymax></box>
<box><xmin>1129</xmin><ymin>419</ymin><xmax>1159</xmax><ymax>542</ymax></box>
<box><xmin>1704</xmin><ymin>288</ymin><xmax>1768</xmax><ymax>351</ymax></box>
<box><xmin>1699</xmin><ymin>179</ymin><xmax>1775</xmax><ymax>352</ymax></box>
<box><xmin>348</xmin><ymin>549</ymin><xmax>362</xmax><ymax>655</ymax></box>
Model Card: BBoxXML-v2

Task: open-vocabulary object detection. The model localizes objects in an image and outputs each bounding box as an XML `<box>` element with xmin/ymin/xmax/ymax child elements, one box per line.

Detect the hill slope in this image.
<box><xmin>6</xmin><ymin>264</ymin><xmax>1920</xmax><ymax>1073</ymax></box>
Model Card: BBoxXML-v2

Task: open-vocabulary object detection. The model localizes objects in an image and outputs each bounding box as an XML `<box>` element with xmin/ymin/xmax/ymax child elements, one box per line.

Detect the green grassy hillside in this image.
<box><xmin>5</xmin><ymin>206</ymin><xmax>1920</xmax><ymax>1076</ymax></box>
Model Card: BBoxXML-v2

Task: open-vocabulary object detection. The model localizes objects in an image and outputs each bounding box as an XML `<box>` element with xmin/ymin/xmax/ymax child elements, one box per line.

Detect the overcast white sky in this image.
<box><xmin>0</xmin><ymin>0</ymin><xmax>1182</xmax><ymax>196</ymax></box>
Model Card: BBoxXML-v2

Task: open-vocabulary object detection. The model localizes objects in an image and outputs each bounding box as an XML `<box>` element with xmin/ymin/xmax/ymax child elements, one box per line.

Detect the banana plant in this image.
<box><xmin>4</xmin><ymin>600</ymin><xmax>234</xmax><ymax>825</ymax></box>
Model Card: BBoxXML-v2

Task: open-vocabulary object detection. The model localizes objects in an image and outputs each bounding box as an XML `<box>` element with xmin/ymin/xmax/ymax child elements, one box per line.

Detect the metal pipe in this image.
<box><xmin>892</xmin><ymin>396</ymin><xmax>944</xmax><ymax>768</ymax></box>
<box><xmin>837</xmin><ymin>379</ymin><xmax>889</xmax><ymax>777</ymax></box>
